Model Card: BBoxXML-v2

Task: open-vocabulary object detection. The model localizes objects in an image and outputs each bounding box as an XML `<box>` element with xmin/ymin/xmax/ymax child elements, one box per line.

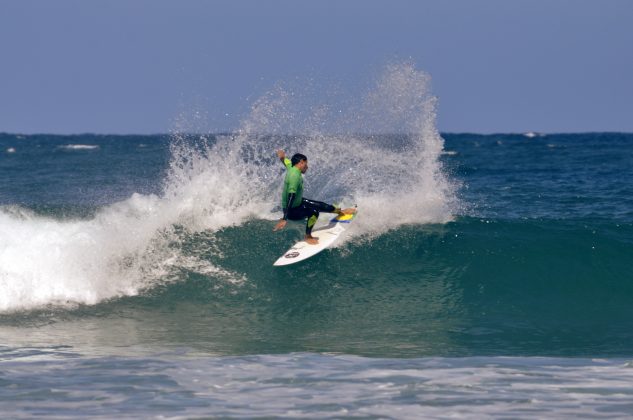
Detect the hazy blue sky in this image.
<box><xmin>1</xmin><ymin>0</ymin><xmax>632</xmax><ymax>134</ymax></box>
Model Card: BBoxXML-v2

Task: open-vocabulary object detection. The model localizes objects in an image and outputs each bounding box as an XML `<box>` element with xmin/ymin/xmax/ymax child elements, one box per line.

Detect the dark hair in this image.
<box><xmin>291</xmin><ymin>153</ymin><xmax>307</xmax><ymax>166</ymax></box>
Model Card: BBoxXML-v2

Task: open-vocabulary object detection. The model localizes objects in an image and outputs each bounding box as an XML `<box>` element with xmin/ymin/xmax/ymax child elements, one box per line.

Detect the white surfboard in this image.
<box><xmin>273</xmin><ymin>212</ymin><xmax>356</xmax><ymax>266</ymax></box>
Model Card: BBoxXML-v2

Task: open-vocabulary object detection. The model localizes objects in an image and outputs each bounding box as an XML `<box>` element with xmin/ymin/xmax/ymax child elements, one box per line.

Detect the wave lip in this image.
<box><xmin>0</xmin><ymin>193</ymin><xmax>189</xmax><ymax>313</ymax></box>
<box><xmin>0</xmin><ymin>206</ymin><xmax>141</xmax><ymax>312</ymax></box>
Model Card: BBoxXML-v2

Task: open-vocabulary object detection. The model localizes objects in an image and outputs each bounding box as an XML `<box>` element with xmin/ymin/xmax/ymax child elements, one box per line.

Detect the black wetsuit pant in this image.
<box><xmin>286</xmin><ymin>198</ymin><xmax>337</xmax><ymax>235</ymax></box>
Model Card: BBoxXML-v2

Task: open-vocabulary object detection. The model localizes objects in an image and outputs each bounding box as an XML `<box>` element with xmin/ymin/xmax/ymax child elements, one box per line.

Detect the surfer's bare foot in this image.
<box><xmin>339</xmin><ymin>208</ymin><xmax>356</xmax><ymax>215</ymax></box>
<box><xmin>305</xmin><ymin>235</ymin><xmax>319</xmax><ymax>245</ymax></box>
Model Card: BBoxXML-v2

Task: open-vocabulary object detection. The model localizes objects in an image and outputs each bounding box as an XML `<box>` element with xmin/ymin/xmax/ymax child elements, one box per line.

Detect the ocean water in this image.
<box><xmin>2</xmin><ymin>65</ymin><xmax>633</xmax><ymax>418</ymax></box>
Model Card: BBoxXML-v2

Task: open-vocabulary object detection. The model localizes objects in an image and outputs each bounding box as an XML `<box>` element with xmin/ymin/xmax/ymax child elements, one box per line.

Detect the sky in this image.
<box><xmin>1</xmin><ymin>0</ymin><xmax>632</xmax><ymax>134</ymax></box>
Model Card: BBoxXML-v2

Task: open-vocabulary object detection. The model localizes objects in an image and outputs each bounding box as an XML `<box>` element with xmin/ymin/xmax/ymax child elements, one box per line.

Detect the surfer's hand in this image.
<box><xmin>273</xmin><ymin>219</ymin><xmax>287</xmax><ymax>231</ymax></box>
<box><xmin>276</xmin><ymin>150</ymin><xmax>285</xmax><ymax>160</ymax></box>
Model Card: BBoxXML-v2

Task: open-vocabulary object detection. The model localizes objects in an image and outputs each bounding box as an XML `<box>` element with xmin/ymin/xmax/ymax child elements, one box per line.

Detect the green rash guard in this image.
<box><xmin>281</xmin><ymin>158</ymin><xmax>303</xmax><ymax>209</ymax></box>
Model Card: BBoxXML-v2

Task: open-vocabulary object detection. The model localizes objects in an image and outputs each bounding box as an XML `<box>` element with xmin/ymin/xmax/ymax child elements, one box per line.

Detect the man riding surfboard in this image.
<box><xmin>273</xmin><ymin>150</ymin><xmax>356</xmax><ymax>245</ymax></box>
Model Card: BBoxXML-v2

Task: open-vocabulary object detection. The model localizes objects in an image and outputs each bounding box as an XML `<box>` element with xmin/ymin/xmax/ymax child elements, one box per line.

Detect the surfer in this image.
<box><xmin>273</xmin><ymin>150</ymin><xmax>356</xmax><ymax>245</ymax></box>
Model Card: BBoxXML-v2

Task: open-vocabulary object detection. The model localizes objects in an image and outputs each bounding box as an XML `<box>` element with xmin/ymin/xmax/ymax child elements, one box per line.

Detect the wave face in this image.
<box><xmin>1</xmin><ymin>67</ymin><xmax>633</xmax><ymax>358</ymax></box>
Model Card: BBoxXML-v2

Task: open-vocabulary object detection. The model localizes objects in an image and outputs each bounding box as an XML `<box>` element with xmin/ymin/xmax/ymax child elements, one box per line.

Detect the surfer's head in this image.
<box><xmin>291</xmin><ymin>153</ymin><xmax>308</xmax><ymax>173</ymax></box>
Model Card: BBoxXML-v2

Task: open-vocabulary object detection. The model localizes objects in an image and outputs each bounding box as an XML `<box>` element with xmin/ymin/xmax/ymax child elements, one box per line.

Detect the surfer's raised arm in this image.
<box><xmin>276</xmin><ymin>150</ymin><xmax>292</xmax><ymax>169</ymax></box>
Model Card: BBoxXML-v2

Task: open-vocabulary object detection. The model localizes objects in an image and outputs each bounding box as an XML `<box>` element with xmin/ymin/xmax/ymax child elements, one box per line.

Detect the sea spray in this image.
<box><xmin>346</xmin><ymin>62</ymin><xmax>458</xmax><ymax>237</ymax></box>
<box><xmin>164</xmin><ymin>62</ymin><xmax>459</xmax><ymax>239</ymax></box>
<box><xmin>197</xmin><ymin>62</ymin><xmax>460</xmax><ymax>240</ymax></box>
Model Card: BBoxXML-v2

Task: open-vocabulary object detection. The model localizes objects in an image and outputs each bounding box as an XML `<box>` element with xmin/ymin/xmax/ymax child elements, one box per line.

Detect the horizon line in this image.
<box><xmin>2</xmin><ymin>130</ymin><xmax>633</xmax><ymax>137</ymax></box>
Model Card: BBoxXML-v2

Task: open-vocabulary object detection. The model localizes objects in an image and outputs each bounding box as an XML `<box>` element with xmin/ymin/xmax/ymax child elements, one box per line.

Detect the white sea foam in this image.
<box><xmin>524</xmin><ymin>131</ymin><xmax>545</xmax><ymax>138</ymax></box>
<box><xmin>1</xmin><ymin>199</ymin><xmax>164</xmax><ymax>312</ymax></box>
<box><xmin>0</xmin><ymin>190</ymin><xmax>249</xmax><ymax>312</ymax></box>
<box><xmin>58</xmin><ymin>144</ymin><xmax>100</xmax><ymax>150</ymax></box>
<box><xmin>0</xmin><ymin>137</ymin><xmax>269</xmax><ymax>312</ymax></box>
